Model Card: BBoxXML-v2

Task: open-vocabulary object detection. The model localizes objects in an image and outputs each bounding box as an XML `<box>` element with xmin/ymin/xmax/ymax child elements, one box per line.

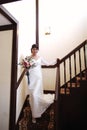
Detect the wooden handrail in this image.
<box><xmin>60</xmin><ymin>40</ymin><xmax>87</xmax><ymax>63</ymax></box>
<box><xmin>16</xmin><ymin>68</ymin><xmax>27</xmax><ymax>89</ymax></box>
<box><xmin>42</xmin><ymin>64</ymin><xmax>57</xmax><ymax>68</ymax></box>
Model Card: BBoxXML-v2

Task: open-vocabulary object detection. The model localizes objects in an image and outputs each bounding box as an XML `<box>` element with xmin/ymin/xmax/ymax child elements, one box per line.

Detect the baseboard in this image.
<box><xmin>44</xmin><ymin>90</ymin><xmax>55</xmax><ymax>94</ymax></box>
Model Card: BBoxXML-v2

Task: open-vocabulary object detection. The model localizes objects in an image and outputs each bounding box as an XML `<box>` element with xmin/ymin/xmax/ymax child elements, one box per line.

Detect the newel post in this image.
<box><xmin>54</xmin><ymin>58</ymin><xmax>60</xmax><ymax>130</ymax></box>
<box><xmin>55</xmin><ymin>58</ymin><xmax>60</xmax><ymax>101</ymax></box>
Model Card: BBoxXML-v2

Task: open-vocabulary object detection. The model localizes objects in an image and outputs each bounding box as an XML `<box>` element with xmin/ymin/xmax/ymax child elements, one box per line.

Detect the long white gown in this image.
<box><xmin>27</xmin><ymin>56</ymin><xmax>55</xmax><ymax>118</ymax></box>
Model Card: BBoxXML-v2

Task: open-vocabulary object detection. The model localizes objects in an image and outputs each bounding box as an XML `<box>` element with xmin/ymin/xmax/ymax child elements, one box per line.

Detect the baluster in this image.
<box><xmin>64</xmin><ymin>60</ymin><xmax>66</xmax><ymax>94</ymax></box>
<box><xmin>74</xmin><ymin>52</ymin><xmax>76</xmax><ymax>77</ymax></box>
<box><xmin>79</xmin><ymin>49</ymin><xmax>82</xmax><ymax>80</ymax></box>
<box><xmin>74</xmin><ymin>52</ymin><xmax>76</xmax><ymax>79</ymax></box>
<box><xmin>84</xmin><ymin>45</ymin><xmax>86</xmax><ymax>69</ymax></box>
<box><xmin>84</xmin><ymin>43</ymin><xmax>87</xmax><ymax>79</ymax></box>
<box><xmin>69</xmin><ymin>56</ymin><xmax>71</xmax><ymax>88</ymax></box>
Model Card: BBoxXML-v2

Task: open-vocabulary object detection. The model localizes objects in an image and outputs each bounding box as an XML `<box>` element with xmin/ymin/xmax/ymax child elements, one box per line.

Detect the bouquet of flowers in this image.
<box><xmin>19</xmin><ymin>59</ymin><xmax>30</xmax><ymax>69</ymax></box>
<box><xmin>19</xmin><ymin>56</ymin><xmax>36</xmax><ymax>69</ymax></box>
<box><xmin>19</xmin><ymin>56</ymin><xmax>37</xmax><ymax>85</ymax></box>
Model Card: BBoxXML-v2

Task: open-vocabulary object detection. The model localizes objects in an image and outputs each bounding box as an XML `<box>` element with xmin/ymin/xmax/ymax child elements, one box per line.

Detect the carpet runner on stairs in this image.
<box><xmin>18</xmin><ymin>102</ymin><xmax>55</xmax><ymax>130</ymax></box>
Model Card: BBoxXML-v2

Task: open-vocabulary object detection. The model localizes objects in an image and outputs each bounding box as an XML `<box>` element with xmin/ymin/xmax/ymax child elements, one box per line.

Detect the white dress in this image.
<box><xmin>27</xmin><ymin>56</ymin><xmax>55</xmax><ymax>118</ymax></box>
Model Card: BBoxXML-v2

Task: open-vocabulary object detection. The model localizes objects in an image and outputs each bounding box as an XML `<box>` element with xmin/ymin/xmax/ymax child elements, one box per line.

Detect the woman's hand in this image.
<box><xmin>22</xmin><ymin>60</ymin><xmax>30</xmax><ymax>68</ymax></box>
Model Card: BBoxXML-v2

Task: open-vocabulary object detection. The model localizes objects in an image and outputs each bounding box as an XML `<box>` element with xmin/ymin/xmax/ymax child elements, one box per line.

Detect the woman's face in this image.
<box><xmin>31</xmin><ymin>48</ymin><xmax>38</xmax><ymax>55</ymax></box>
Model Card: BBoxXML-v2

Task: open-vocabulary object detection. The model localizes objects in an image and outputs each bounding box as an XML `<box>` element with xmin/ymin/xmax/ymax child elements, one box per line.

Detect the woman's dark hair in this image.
<box><xmin>31</xmin><ymin>44</ymin><xmax>38</xmax><ymax>50</ymax></box>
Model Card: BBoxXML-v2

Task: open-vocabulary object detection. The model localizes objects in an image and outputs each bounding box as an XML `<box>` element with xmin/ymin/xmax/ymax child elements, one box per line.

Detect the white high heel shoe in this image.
<box><xmin>32</xmin><ymin>117</ymin><xmax>36</xmax><ymax>123</ymax></box>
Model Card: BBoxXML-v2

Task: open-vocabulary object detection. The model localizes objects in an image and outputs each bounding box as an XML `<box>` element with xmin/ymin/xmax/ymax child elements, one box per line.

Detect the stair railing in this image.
<box><xmin>57</xmin><ymin>40</ymin><xmax>87</xmax><ymax>95</ymax></box>
<box><xmin>55</xmin><ymin>40</ymin><xmax>87</xmax><ymax>130</ymax></box>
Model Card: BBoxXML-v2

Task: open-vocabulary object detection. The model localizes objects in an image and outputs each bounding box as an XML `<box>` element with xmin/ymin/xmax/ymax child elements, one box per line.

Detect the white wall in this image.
<box><xmin>16</xmin><ymin>67</ymin><xmax>29</xmax><ymax>122</ymax></box>
<box><xmin>0</xmin><ymin>30</ymin><xmax>12</xmax><ymax>130</ymax></box>
<box><xmin>39</xmin><ymin>0</ymin><xmax>87</xmax><ymax>59</ymax></box>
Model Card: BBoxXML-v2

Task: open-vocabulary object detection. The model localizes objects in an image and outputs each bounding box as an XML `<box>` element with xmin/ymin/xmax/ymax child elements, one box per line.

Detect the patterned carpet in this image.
<box><xmin>18</xmin><ymin>102</ymin><xmax>55</xmax><ymax>130</ymax></box>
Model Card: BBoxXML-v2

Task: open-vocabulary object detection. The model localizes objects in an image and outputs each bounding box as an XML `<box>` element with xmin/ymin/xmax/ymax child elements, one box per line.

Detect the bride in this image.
<box><xmin>24</xmin><ymin>44</ymin><xmax>56</xmax><ymax>123</ymax></box>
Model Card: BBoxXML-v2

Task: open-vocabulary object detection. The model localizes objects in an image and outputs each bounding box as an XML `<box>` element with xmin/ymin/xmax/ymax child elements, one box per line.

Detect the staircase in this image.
<box><xmin>57</xmin><ymin>40</ymin><xmax>87</xmax><ymax>130</ymax></box>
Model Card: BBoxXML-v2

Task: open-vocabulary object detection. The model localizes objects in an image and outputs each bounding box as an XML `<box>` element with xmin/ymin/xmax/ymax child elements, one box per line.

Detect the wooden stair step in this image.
<box><xmin>76</xmin><ymin>76</ymin><xmax>86</xmax><ymax>81</ymax></box>
<box><xmin>60</xmin><ymin>88</ymin><xmax>70</xmax><ymax>94</ymax></box>
<box><xmin>67</xmin><ymin>82</ymin><xmax>80</xmax><ymax>87</ymax></box>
